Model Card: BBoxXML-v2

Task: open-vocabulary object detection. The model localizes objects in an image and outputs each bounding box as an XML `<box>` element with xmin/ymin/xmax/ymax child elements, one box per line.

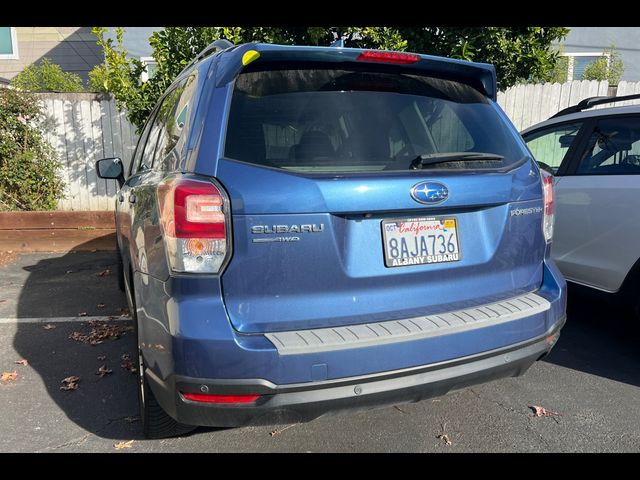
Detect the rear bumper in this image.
<box><xmin>147</xmin><ymin>316</ymin><xmax>564</xmax><ymax>427</ymax></box>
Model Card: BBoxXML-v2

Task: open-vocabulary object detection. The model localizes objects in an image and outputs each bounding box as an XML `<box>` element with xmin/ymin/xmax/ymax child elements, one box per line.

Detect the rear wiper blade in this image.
<box><xmin>410</xmin><ymin>152</ymin><xmax>505</xmax><ymax>169</ymax></box>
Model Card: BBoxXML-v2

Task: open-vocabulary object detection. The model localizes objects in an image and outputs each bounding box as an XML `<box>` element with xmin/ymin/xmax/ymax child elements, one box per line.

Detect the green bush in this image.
<box><xmin>583</xmin><ymin>46</ymin><xmax>625</xmax><ymax>85</ymax></box>
<box><xmin>546</xmin><ymin>44</ymin><xmax>569</xmax><ymax>83</ymax></box>
<box><xmin>11</xmin><ymin>58</ymin><xmax>85</xmax><ymax>92</ymax></box>
<box><xmin>0</xmin><ymin>88</ymin><xmax>65</xmax><ymax>210</ymax></box>
<box><xmin>87</xmin><ymin>64</ymin><xmax>110</xmax><ymax>92</ymax></box>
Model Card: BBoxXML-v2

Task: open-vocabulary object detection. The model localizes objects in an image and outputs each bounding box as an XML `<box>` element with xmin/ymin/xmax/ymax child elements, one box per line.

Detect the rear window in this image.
<box><xmin>224</xmin><ymin>67</ymin><xmax>525</xmax><ymax>173</ymax></box>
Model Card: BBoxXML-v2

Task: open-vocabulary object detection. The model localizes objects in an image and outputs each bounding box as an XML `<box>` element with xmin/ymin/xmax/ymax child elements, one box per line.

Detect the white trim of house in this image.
<box><xmin>140</xmin><ymin>56</ymin><xmax>157</xmax><ymax>83</ymax></box>
<box><xmin>0</xmin><ymin>27</ymin><xmax>19</xmax><ymax>60</ymax></box>
<box><xmin>561</xmin><ymin>51</ymin><xmax>609</xmax><ymax>80</ymax></box>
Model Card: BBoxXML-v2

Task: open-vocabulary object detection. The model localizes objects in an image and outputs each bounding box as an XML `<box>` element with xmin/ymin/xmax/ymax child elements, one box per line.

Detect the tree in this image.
<box><xmin>0</xmin><ymin>88</ymin><xmax>65</xmax><ymax>210</ymax></box>
<box><xmin>546</xmin><ymin>44</ymin><xmax>569</xmax><ymax>84</ymax></box>
<box><xmin>95</xmin><ymin>26</ymin><xmax>569</xmax><ymax>131</ymax></box>
<box><xmin>11</xmin><ymin>58</ymin><xmax>85</xmax><ymax>92</ymax></box>
<box><xmin>394</xmin><ymin>27</ymin><xmax>569</xmax><ymax>89</ymax></box>
<box><xmin>582</xmin><ymin>45</ymin><xmax>625</xmax><ymax>85</ymax></box>
<box><xmin>87</xmin><ymin>64</ymin><xmax>110</xmax><ymax>92</ymax></box>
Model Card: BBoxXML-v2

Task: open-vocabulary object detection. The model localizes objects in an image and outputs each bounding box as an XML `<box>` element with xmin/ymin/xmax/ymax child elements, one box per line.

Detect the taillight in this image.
<box><xmin>541</xmin><ymin>170</ymin><xmax>554</xmax><ymax>243</ymax></box>
<box><xmin>181</xmin><ymin>392</ymin><xmax>260</xmax><ymax>404</ymax></box>
<box><xmin>157</xmin><ymin>177</ymin><xmax>229</xmax><ymax>273</ymax></box>
<box><xmin>356</xmin><ymin>50</ymin><xmax>420</xmax><ymax>65</ymax></box>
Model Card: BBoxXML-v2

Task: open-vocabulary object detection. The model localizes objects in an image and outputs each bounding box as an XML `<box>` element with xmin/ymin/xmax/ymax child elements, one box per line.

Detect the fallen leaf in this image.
<box><xmin>60</xmin><ymin>375</ymin><xmax>80</xmax><ymax>391</ymax></box>
<box><xmin>114</xmin><ymin>440</ymin><xmax>134</xmax><ymax>449</ymax></box>
<box><xmin>78</xmin><ymin>312</ymin><xmax>88</xmax><ymax>317</ymax></box>
<box><xmin>118</xmin><ymin>307</ymin><xmax>130</xmax><ymax>317</ymax></box>
<box><xmin>96</xmin><ymin>365</ymin><xmax>113</xmax><ymax>377</ymax></box>
<box><xmin>97</xmin><ymin>303</ymin><xmax>106</xmax><ymax>309</ymax></box>
<box><xmin>124</xmin><ymin>416</ymin><xmax>139</xmax><ymax>423</ymax></box>
<box><xmin>1</xmin><ymin>371</ymin><xmax>18</xmax><ymax>382</ymax></box>
<box><xmin>269</xmin><ymin>424</ymin><xmax>297</xmax><ymax>436</ymax></box>
<box><xmin>97</xmin><ymin>355</ymin><xmax>106</xmax><ymax>361</ymax></box>
<box><xmin>529</xmin><ymin>405</ymin><xmax>560</xmax><ymax>417</ymax></box>
<box><xmin>14</xmin><ymin>359</ymin><xmax>28</xmax><ymax>366</ymax></box>
<box><xmin>65</xmin><ymin>270</ymin><xmax>73</xmax><ymax>274</ymax></box>
<box><xmin>43</xmin><ymin>324</ymin><xmax>56</xmax><ymax>330</ymax></box>
<box><xmin>90</xmin><ymin>249</ymin><xmax>98</xmax><ymax>253</ymax></box>
<box><xmin>97</xmin><ymin>269</ymin><xmax>111</xmax><ymax>277</ymax></box>
<box><xmin>436</xmin><ymin>422</ymin><xmax>452</xmax><ymax>446</ymax></box>
<box><xmin>69</xmin><ymin>321</ymin><xmax>132</xmax><ymax>345</ymax></box>
<box><xmin>120</xmin><ymin>353</ymin><xmax>137</xmax><ymax>374</ymax></box>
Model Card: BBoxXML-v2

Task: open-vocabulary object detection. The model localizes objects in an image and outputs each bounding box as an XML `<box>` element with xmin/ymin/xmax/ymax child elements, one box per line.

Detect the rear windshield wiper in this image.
<box><xmin>409</xmin><ymin>152</ymin><xmax>505</xmax><ymax>169</ymax></box>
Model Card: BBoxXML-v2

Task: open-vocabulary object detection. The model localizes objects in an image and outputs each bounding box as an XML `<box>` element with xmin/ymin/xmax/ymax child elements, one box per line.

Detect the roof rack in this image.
<box><xmin>179</xmin><ymin>39</ymin><xmax>235</xmax><ymax>75</ymax></box>
<box><xmin>551</xmin><ymin>93</ymin><xmax>640</xmax><ymax>118</ymax></box>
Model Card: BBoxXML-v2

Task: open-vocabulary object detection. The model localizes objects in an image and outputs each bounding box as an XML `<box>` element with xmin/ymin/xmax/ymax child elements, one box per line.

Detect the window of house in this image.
<box><xmin>561</xmin><ymin>52</ymin><xmax>609</xmax><ymax>81</ymax></box>
<box><xmin>0</xmin><ymin>27</ymin><xmax>18</xmax><ymax>59</ymax></box>
<box><xmin>140</xmin><ymin>56</ymin><xmax>158</xmax><ymax>83</ymax></box>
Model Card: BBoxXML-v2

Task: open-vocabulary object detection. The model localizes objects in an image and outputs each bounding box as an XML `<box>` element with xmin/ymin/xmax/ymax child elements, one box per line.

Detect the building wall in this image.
<box><xmin>0</xmin><ymin>27</ymin><xmax>103</xmax><ymax>84</ymax></box>
<box><xmin>106</xmin><ymin>27</ymin><xmax>161</xmax><ymax>59</ymax></box>
<box><xmin>562</xmin><ymin>27</ymin><xmax>640</xmax><ymax>81</ymax></box>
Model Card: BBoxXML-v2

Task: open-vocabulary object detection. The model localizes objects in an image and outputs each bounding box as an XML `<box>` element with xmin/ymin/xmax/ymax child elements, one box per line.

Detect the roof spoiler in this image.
<box><xmin>551</xmin><ymin>93</ymin><xmax>640</xmax><ymax>118</ymax></box>
<box><xmin>213</xmin><ymin>43</ymin><xmax>498</xmax><ymax>101</ymax></box>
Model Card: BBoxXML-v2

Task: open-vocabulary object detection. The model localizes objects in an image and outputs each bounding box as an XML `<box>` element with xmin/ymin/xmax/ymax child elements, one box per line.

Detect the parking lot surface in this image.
<box><xmin>1</xmin><ymin>252</ymin><xmax>639</xmax><ymax>452</ymax></box>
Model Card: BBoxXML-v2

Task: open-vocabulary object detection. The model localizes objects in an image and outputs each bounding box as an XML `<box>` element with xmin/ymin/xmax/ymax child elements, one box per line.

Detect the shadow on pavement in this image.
<box><xmin>11</xmin><ymin>244</ymin><xmax>145</xmax><ymax>440</ymax></box>
<box><xmin>543</xmin><ymin>283</ymin><xmax>640</xmax><ymax>387</ymax></box>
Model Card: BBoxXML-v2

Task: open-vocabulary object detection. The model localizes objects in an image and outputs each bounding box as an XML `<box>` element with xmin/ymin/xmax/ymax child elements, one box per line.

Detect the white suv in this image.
<box><xmin>522</xmin><ymin>94</ymin><xmax>640</xmax><ymax>316</ymax></box>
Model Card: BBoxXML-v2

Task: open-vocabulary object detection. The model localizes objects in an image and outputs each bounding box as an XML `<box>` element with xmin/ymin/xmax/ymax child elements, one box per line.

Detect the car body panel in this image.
<box><xmin>134</xmin><ymin>258</ymin><xmax>564</xmax><ymax>386</ymax></box>
<box><xmin>553</xmin><ymin>174</ymin><xmax>640</xmax><ymax>292</ymax></box>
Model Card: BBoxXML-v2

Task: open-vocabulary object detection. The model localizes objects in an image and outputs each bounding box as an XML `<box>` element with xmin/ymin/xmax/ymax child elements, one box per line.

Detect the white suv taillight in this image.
<box><xmin>541</xmin><ymin>170</ymin><xmax>554</xmax><ymax>243</ymax></box>
<box><xmin>157</xmin><ymin>177</ymin><xmax>229</xmax><ymax>274</ymax></box>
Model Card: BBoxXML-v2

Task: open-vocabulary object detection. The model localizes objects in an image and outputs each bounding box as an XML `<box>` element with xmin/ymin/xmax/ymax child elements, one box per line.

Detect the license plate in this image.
<box><xmin>381</xmin><ymin>217</ymin><xmax>461</xmax><ymax>268</ymax></box>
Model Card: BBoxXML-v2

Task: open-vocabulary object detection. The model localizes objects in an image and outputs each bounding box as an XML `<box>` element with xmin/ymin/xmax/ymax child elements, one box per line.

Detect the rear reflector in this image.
<box><xmin>356</xmin><ymin>50</ymin><xmax>420</xmax><ymax>65</ymax></box>
<box><xmin>545</xmin><ymin>332</ymin><xmax>560</xmax><ymax>346</ymax></box>
<box><xmin>181</xmin><ymin>392</ymin><xmax>260</xmax><ymax>404</ymax></box>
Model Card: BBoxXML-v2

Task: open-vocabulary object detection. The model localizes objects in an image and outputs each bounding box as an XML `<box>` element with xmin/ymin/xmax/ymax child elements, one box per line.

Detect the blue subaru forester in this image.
<box><xmin>97</xmin><ymin>41</ymin><xmax>567</xmax><ymax>438</ymax></box>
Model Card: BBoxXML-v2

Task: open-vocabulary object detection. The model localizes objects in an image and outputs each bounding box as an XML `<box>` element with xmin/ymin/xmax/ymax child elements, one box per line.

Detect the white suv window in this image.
<box><xmin>525</xmin><ymin>122</ymin><xmax>582</xmax><ymax>175</ymax></box>
<box><xmin>577</xmin><ymin>117</ymin><xmax>640</xmax><ymax>175</ymax></box>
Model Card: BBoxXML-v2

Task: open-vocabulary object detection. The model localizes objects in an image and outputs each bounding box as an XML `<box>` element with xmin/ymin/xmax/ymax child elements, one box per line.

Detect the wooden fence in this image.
<box><xmin>0</xmin><ymin>211</ymin><xmax>116</xmax><ymax>252</ymax></box>
<box><xmin>37</xmin><ymin>93</ymin><xmax>137</xmax><ymax>211</ymax></box>
<box><xmin>498</xmin><ymin>80</ymin><xmax>640</xmax><ymax>131</ymax></box>
<box><xmin>36</xmin><ymin>82</ymin><xmax>640</xmax><ymax>211</ymax></box>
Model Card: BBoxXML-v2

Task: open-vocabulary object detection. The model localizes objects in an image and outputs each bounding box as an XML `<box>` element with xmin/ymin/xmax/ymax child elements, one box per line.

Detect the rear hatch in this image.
<box><xmin>215</xmin><ymin>52</ymin><xmax>545</xmax><ymax>334</ymax></box>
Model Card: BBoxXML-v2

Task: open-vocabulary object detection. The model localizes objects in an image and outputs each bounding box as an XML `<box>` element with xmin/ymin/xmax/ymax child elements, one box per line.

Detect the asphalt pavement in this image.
<box><xmin>1</xmin><ymin>252</ymin><xmax>639</xmax><ymax>452</ymax></box>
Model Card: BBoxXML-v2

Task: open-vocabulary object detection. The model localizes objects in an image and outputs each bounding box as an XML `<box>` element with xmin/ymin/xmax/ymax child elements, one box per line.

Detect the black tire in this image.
<box><xmin>127</xmin><ymin>270</ymin><xmax>196</xmax><ymax>439</ymax></box>
<box><xmin>137</xmin><ymin>355</ymin><xmax>196</xmax><ymax>439</ymax></box>
<box><xmin>116</xmin><ymin>246</ymin><xmax>125</xmax><ymax>292</ymax></box>
<box><xmin>619</xmin><ymin>258</ymin><xmax>640</xmax><ymax>321</ymax></box>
